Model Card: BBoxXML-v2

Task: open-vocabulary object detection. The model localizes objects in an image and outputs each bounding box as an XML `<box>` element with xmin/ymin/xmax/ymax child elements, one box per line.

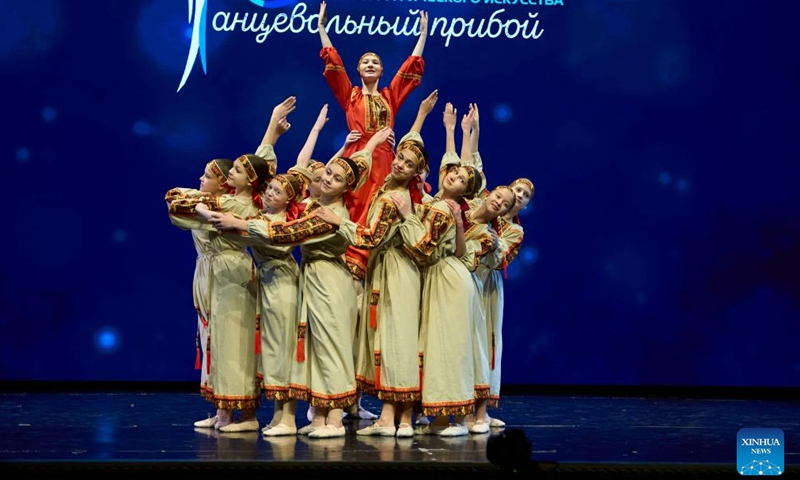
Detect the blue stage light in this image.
<box><xmin>493</xmin><ymin>104</ymin><xmax>512</xmax><ymax>123</ymax></box>
<box><xmin>94</xmin><ymin>328</ymin><xmax>120</xmax><ymax>353</ymax></box>
<box><xmin>520</xmin><ymin>247</ymin><xmax>539</xmax><ymax>265</ymax></box>
<box><xmin>659</xmin><ymin>172</ymin><xmax>671</xmax><ymax>185</ymax></box>
<box><xmin>41</xmin><ymin>106</ymin><xmax>57</xmax><ymax>122</ymax></box>
<box><xmin>132</xmin><ymin>121</ymin><xmax>154</xmax><ymax>136</ymax></box>
<box><xmin>15</xmin><ymin>147</ymin><xmax>30</xmax><ymax>162</ymax></box>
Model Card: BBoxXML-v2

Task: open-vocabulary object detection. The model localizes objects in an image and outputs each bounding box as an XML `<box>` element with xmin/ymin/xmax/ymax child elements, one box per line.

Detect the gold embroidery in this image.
<box><xmin>397</xmin><ymin>140</ymin><xmax>425</xmax><ymax>167</ymax></box>
<box><xmin>402</xmin><ymin>204</ymin><xmax>453</xmax><ymax>264</ymax></box>
<box><xmin>364</xmin><ymin>94</ymin><xmax>391</xmax><ymax>133</ymax></box>
<box><xmin>238</xmin><ymin>155</ymin><xmax>259</xmax><ymax>183</ymax></box>
<box><xmin>354</xmin><ymin>200</ymin><xmax>398</xmax><ymax>248</ymax></box>
<box><xmin>208</xmin><ymin>161</ymin><xmax>227</xmax><ymax>185</ymax></box>
<box><xmin>266</xmin><ymin>204</ymin><xmax>335</xmax><ymax>245</ymax></box>
<box><xmin>330</xmin><ymin>157</ymin><xmax>356</xmax><ymax>188</ymax></box>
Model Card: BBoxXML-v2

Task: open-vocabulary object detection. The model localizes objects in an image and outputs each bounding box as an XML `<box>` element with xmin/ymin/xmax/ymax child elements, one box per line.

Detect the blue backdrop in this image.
<box><xmin>2</xmin><ymin>0</ymin><xmax>798</xmax><ymax>386</ymax></box>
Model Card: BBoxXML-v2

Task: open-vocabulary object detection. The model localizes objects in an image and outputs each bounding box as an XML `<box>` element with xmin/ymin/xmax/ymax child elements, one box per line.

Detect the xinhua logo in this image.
<box><xmin>738</xmin><ymin>428</ymin><xmax>784</xmax><ymax>475</ymax></box>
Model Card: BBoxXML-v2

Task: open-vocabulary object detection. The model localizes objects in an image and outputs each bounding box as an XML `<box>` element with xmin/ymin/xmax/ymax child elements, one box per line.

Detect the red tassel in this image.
<box><xmin>296</xmin><ymin>337</ymin><xmax>305</xmax><ymax>363</ymax></box>
<box><xmin>194</xmin><ymin>330</ymin><xmax>201</xmax><ymax>370</ymax></box>
<box><xmin>254</xmin><ymin>315</ymin><xmax>261</xmax><ymax>355</ymax></box>
<box><xmin>369</xmin><ymin>304</ymin><xmax>377</xmax><ymax>329</ymax></box>
<box><xmin>491</xmin><ymin>333</ymin><xmax>496</xmax><ymax>370</ymax></box>
<box><xmin>370</xmin><ymin>289</ymin><xmax>379</xmax><ymax>329</ymax></box>
<box><xmin>418</xmin><ymin>353</ymin><xmax>424</xmax><ymax>391</ymax></box>
<box><xmin>375</xmin><ymin>365</ymin><xmax>382</xmax><ymax>390</ymax></box>
<box><xmin>206</xmin><ymin>335</ymin><xmax>211</xmax><ymax>374</ymax></box>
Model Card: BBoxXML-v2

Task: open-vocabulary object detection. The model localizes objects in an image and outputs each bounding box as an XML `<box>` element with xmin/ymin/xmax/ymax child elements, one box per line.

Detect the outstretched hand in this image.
<box><xmin>419</xmin><ymin>89</ymin><xmax>439</xmax><ymax>116</ymax></box>
<box><xmin>443</xmin><ymin>102</ymin><xmax>457</xmax><ymax>130</ymax></box>
<box><xmin>318</xmin><ymin>1</ymin><xmax>328</xmax><ymax>28</ymax></box>
<box><xmin>272</xmin><ymin>96</ymin><xmax>297</xmax><ymax>120</ymax></box>
<box><xmin>312</xmin><ymin>104</ymin><xmax>329</xmax><ymax>131</ymax></box>
<box><xmin>470</xmin><ymin>103</ymin><xmax>480</xmax><ymax>130</ymax></box>
<box><xmin>461</xmin><ymin>107</ymin><xmax>474</xmax><ymax>131</ymax></box>
<box><xmin>418</xmin><ymin>10</ymin><xmax>428</xmax><ymax>36</ymax></box>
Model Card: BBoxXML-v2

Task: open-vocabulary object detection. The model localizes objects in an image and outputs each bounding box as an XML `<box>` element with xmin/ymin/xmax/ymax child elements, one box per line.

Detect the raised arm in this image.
<box><xmin>437</xmin><ymin>102</ymin><xmax>460</xmax><ymax>192</ymax></box>
<box><xmin>260</xmin><ymin>96</ymin><xmax>297</xmax><ymax>148</ymax></box>
<box><xmin>296</xmin><ymin>104</ymin><xmax>329</xmax><ymax>169</ymax></box>
<box><xmin>462</xmin><ymin>104</ymin><xmax>488</xmax><ymax>195</ymax></box>
<box><xmin>319</xmin><ymin>2</ymin><xmax>354</xmax><ymax>110</ymax></box>
<box><xmin>328</xmin><ymin>130</ymin><xmax>361</xmax><ymax>162</ymax></box>
<box><xmin>318</xmin><ymin>1</ymin><xmax>332</xmax><ymax>48</ymax></box>
<box><xmin>411</xmin><ymin>10</ymin><xmax>428</xmax><ymax>57</ymax></box>
<box><xmin>459</xmin><ymin>107</ymin><xmax>474</xmax><ymax>164</ymax></box>
<box><xmin>409</xmin><ymin>89</ymin><xmax>438</xmax><ymax>135</ymax></box>
<box><xmin>443</xmin><ymin>102</ymin><xmax>457</xmax><ymax>155</ymax></box>
<box><xmin>469</xmin><ymin>103</ymin><xmax>480</xmax><ymax>154</ymax></box>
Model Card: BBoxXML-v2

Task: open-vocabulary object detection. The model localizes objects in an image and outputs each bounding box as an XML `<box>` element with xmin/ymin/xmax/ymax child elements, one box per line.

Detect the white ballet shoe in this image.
<box><xmin>297</xmin><ymin>424</ymin><xmax>322</xmax><ymax>435</ymax></box>
<box><xmin>396</xmin><ymin>423</ymin><xmax>414</xmax><ymax>438</ymax></box>
<box><xmin>438</xmin><ymin>423</ymin><xmax>469</xmax><ymax>437</ymax></box>
<box><xmin>308</xmin><ymin>425</ymin><xmax>346</xmax><ymax>438</ymax></box>
<box><xmin>218</xmin><ymin>419</ymin><xmax>259</xmax><ymax>433</ymax></box>
<box><xmin>193</xmin><ymin>415</ymin><xmax>218</xmax><ymax>428</ymax></box>
<box><xmin>489</xmin><ymin>417</ymin><xmax>506</xmax><ymax>428</ymax></box>
<box><xmin>468</xmin><ymin>420</ymin><xmax>490</xmax><ymax>434</ymax></box>
<box><xmin>356</xmin><ymin>422</ymin><xmax>396</xmax><ymax>437</ymax></box>
<box><xmin>262</xmin><ymin>423</ymin><xmax>297</xmax><ymax>437</ymax></box>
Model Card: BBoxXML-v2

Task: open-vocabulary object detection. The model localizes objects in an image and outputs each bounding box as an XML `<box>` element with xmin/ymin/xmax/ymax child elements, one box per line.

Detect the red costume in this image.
<box><xmin>320</xmin><ymin>46</ymin><xmax>424</xmax><ymax>279</ymax></box>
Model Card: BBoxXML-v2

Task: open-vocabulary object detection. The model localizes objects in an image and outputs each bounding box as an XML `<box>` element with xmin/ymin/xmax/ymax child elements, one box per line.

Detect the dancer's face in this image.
<box><xmin>308</xmin><ymin>169</ymin><xmax>324</xmax><ymax>198</ymax></box>
<box><xmin>442</xmin><ymin>166</ymin><xmax>469</xmax><ymax>197</ymax></box>
<box><xmin>485</xmin><ymin>188</ymin><xmax>515</xmax><ymax>217</ymax></box>
<box><xmin>510</xmin><ymin>182</ymin><xmax>533</xmax><ymax>212</ymax></box>
<box><xmin>262</xmin><ymin>179</ymin><xmax>289</xmax><ymax>211</ymax></box>
<box><xmin>321</xmin><ymin>163</ymin><xmax>349</xmax><ymax>197</ymax></box>
<box><xmin>199</xmin><ymin>165</ymin><xmax>225</xmax><ymax>194</ymax></box>
<box><xmin>390</xmin><ymin>148</ymin><xmax>422</xmax><ymax>183</ymax></box>
<box><xmin>227</xmin><ymin>159</ymin><xmax>250</xmax><ymax>190</ymax></box>
<box><xmin>358</xmin><ymin>54</ymin><xmax>383</xmax><ymax>82</ymax></box>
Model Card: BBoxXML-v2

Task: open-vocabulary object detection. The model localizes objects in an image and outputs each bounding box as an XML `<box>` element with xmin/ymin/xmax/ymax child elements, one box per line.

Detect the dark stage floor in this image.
<box><xmin>1</xmin><ymin>384</ymin><xmax>798</xmax><ymax>478</ymax></box>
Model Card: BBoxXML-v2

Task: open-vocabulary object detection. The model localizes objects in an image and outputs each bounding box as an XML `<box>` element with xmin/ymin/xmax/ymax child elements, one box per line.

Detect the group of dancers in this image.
<box><xmin>165</xmin><ymin>2</ymin><xmax>534</xmax><ymax>439</ymax></box>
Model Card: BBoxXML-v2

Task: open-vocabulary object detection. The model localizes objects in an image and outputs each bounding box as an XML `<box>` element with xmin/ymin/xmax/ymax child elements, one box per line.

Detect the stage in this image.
<box><xmin>1</xmin><ymin>384</ymin><xmax>797</xmax><ymax>478</ymax></box>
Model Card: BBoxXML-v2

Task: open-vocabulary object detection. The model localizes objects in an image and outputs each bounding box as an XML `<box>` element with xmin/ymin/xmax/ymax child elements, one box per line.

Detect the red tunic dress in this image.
<box><xmin>321</xmin><ymin>46</ymin><xmax>424</xmax><ymax>279</ymax></box>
